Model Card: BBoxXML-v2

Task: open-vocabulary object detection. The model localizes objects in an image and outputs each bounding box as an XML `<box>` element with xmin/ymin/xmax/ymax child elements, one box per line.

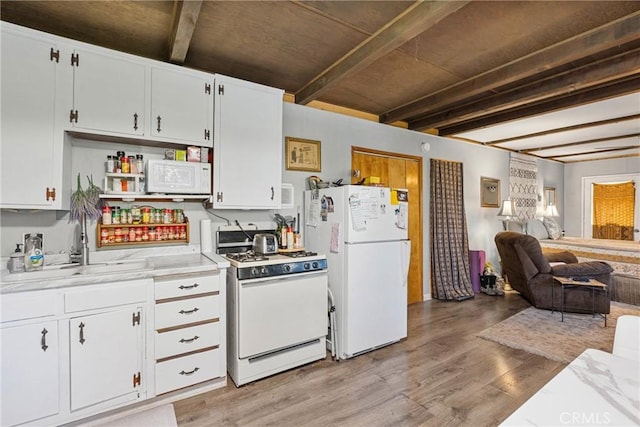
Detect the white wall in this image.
<box><xmin>564</xmin><ymin>157</ymin><xmax>640</xmax><ymax>237</ymax></box>
<box><xmin>281</xmin><ymin>103</ymin><xmax>564</xmax><ymax>296</ymax></box>
<box><xmin>0</xmin><ymin>100</ymin><xmax>571</xmax><ymax>297</ymax></box>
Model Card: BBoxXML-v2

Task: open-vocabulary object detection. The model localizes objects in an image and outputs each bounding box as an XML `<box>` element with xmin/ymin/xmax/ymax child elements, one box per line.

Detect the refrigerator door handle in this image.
<box><xmin>401</xmin><ymin>240</ymin><xmax>411</xmax><ymax>287</ymax></box>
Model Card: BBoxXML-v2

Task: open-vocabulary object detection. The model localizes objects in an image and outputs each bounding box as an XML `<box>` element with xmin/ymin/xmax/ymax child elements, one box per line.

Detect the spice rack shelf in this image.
<box><xmin>97</xmin><ymin>218</ymin><xmax>189</xmax><ymax>248</ymax></box>
<box><xmin>103</xmin><ymin>173</ymin><xmax>145</xmax><ymax>195</ymax></box>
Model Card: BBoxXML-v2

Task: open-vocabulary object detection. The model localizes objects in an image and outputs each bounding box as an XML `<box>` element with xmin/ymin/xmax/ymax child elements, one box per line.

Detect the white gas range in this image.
<box><xmin>217</xmin><ymin>230</ymin><xmax>328</xmax><ymax>386</ymax></box>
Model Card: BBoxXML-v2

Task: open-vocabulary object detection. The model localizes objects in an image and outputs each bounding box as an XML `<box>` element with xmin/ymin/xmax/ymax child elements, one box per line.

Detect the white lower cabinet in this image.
<box><xmin>0</xmin><ymin>320</ymin><xmax>59</xmax><ymax>427</ymax></box>
<box><xmin>69</xmin><ymin>306</ymin><xmax>144</xmax><ymax>411</ymax></box>
<box><xmin>154</xmin><ymin>272</ymin><xmax>226</xmax><ymax>394</ymax></box>
<box><xmin>0</xmin><ymin>269</ymin><xmax>226</xmax><ymax>426</ymax></box>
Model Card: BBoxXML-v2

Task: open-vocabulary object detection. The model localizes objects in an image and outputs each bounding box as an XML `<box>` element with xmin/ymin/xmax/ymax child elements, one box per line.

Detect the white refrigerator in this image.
<box><xmin>304</xmin><ymin>185</ymin><xmax>411</xmax><ymax>359</ymax></box>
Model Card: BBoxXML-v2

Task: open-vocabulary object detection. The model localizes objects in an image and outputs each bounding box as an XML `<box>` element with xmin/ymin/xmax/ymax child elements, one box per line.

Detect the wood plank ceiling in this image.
<box><xmin>2</xmin><ymin>1</ymin><xmax>639</xmax><ymax>163</ymax></box>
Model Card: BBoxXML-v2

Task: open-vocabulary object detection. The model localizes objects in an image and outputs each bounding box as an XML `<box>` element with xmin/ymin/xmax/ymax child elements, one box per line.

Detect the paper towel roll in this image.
<box><xmin>200</xmin><ymin>219</ymin><xmax>212</xmax><ymax>253</ymax></box>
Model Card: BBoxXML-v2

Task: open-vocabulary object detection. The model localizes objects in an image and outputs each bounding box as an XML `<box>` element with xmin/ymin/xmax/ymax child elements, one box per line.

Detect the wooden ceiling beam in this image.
<box><xmin>168</xmin><ymin>0</ymin><xmax>203</xmax><ymax>64</ymax></box>
<box><xmin>380</xmin><ymin>11</ymin><xmax>640</xmax><ymax>124</ymax></box>
<box><xmin>546</xmin><ymin>145</ymin><xmax>640</xmax><ymax>159</ymax></box>
<box><xmin>520</xmin><ymin>133</ymin><xmax>640</xmax><ymax>153</ymax></box>
<box><xmin>435</xmin><ymin>75</ymin><xmax>640</xmax><ymax>136</ymax></box>
<box><xmin>410</xmin><ymin>49</ymin><xmax>640</xmax><ymax>131</ymax></box>
<box><xmin>486</xmin><ymin>114</ymin><xmax>640</xmax><ymax>145</ymax></box>
<box><xmin>294</xmin><ymin>0</ymin><xmax>470</xmax><ymax>105</ymax></box>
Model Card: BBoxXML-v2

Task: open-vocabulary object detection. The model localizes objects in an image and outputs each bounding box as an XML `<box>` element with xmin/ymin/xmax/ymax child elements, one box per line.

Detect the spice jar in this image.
<box><xmin>135</xmin><ymin>228</ymin><xmax>143</xmax><ymax>242</ymax></box>
<box><xmin>129</xmin><ymin>227</ymin><xmax>136</xmax><ymax>243</ymax></box>
<box><xmin>116</xmin><ymin>151</ymin><xmax>125</xmax><ymax>172</ymax></box>
<box><xmin>128</xmin><ymin>155</ymin><xmax>137</xmax><ymax>174</ymax></box>
<box><xmin>136</xmin><ymin>154</ymin><xmax>144</xmax><ymax>175</ymax></box>
<box><xmin>121</xmin><ymin>156</ymin><xmax>130</xmax><ymax>174</ymax></box>
<box><xmin>106</xmin><ymin>155</ymin><xmax>115</xmax><ymax>173</ymax></box>
<box><xmin>102</xmin><ymin>205</ymin><xmax>112</xmax><ymax>225</ymax></box>
<box><xmin>163</xmin><ymin>209</ymin><xmax>173</xmax><ymax>224</ymax></box>
<box><xmin>101</xmin><ymin>229</ymin><xmax>109</xmax><ymax>245</ymax></box>
<box><xmin>142</xmin><ymin>207</ymin><xmax>151</xmax><ymax>224</ymax></box>
<box><xmin>111</xmin><ymin>206</ymin><xmax>121</xmax><ymax>225</ymax></box>
<box><xmin>142</xmin><ymin>227</ymin><xmax>149</xmax><ymax>241</ymax></box>
<box><xmin>148</xmin><ymin>227</ymin><xmax>156</xmax><ymax>241</ymax></box>
<box><xmin>122</xmin><ymin>227</ymin><xmax>129</xmax><ymax>243</ymax></box>
<box><xmin>174</xmin><ymin>209</ymin><xmax>184</xmax><ymax>223</ymax></box>
<box><xmin>131</xmin><ymin>206</ymin><xmax>141</xmax><ymax>224</ymax></box>
<box><xmin>153</xmin><ymin>208</ymin><xmax>162</xmax><ymax>224</ymax></box>
<box><xmin>114</xmin><ymin>227</ymin><xmax>123</xmax><ymax>243</ymax></box>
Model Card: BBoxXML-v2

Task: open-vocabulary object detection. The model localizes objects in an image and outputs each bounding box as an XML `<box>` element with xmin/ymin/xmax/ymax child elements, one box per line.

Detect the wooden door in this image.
<box><xmin>351</xmin><ymin>147</ymin><xmax>423</xmax><ymax>304</ymax></box>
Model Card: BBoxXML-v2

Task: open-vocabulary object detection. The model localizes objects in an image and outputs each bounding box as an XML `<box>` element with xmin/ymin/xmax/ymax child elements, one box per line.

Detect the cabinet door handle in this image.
<box><xmin>79</xmin><ymin>322</ymin><xmax>86</xmax><ymax>344</ymax></box>
<box><xmin>179</xmin><ymin>307</ymin><xmax>199</xmax><ymax>315</ymax></box>
<box><xmin>133</xmin><ymin>113</ymin><xmax>138</xmax><ymax>130</ymax></box>
<box><xmin>179</xmin><ymin>367</ymin><xmax>200</xmax><ymax>376</ymax></box>
<box><xmin>179</xmin><ymin>335</ymin><xmax>200</xmax><ymax>344</ymax></box>
<box><xmin>157</xmin><ymin>116</ymin><xmax>162</xmax><ymax>133</ymax></box>
<box><xmin>41</xmin><ymin>328</ymin><xmax>49</xmax><ymax>352</ymax></box>
<box><xmin>178</xmin><ymin>283</ymin><xmax>199</xmax><ymax>290</ymax></box>
<box><xmin>271</xmin><ymin>186</ymin><xmax>275</xmax><ymax>200</ymax></box>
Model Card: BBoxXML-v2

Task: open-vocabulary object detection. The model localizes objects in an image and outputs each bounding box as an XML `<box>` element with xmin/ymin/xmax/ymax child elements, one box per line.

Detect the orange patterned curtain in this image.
<box><xmin>592</xmin><ymin>181</ymin><xmax>635</xmax><ymax>240</ymax></box>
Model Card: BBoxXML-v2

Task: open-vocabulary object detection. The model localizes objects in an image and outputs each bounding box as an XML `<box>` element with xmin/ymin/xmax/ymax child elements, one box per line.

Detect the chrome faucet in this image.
<box><xmin>78</xmin><ymin>213</ymin><xmax>90</xmax><ymax>265</ymax></box>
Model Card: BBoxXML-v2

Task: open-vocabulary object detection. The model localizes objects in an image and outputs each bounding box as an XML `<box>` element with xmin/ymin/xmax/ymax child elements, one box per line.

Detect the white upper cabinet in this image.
<box><xmin>213</xmin><ymin>75</ymin><xmax>283</xmax><ymax>209</ymax></box>
<box><xmin>150</xmin><ymin>67</ymin><xmax>213</xmax><ymax>147</ymax></box>
<box><xmin>0</xmin><ymin>24</ymin><xmax>70</xmax><ymax>209</ymax></box>
<box><xmin>70</xmin><ymin>48</ymin><xmax>146</xmax><ymax>136</ymax></box>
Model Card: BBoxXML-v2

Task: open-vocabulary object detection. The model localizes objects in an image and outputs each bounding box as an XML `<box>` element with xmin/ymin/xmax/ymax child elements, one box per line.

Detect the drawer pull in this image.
<box><xmin>179</xmin><ymin>367</ymin><xmax>200</xmax><ymax>376</ymax></box>
<box><xmin>41</xmin><ymin>328</ymin><xmax>49</xmax><ymax>352</ymax></box>
<box><xmin>79</xmin><ymin>322</ymin><xmax>86</xmax><ymax>344</ymax></box>
<box><xmin>178</xmin><ymin>283</ymin><xmax>199</xmax><ymax>290</ymax></box>
<box><xmin>179</xmin><ymin>335</ymin><xmax>200</xmax><ymax>344</ymax></box>
<box><xmin>179</xmin><ymin>307</ymin><xmax>200</xmax><ymax>315</ymax></box>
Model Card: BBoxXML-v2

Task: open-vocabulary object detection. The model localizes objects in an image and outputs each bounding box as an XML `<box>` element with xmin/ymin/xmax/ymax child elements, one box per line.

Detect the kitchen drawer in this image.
<box><xmin>65</xmin><ymin>279</ymin><xmax>149</xmax><ymax>313</ymax></box>
<box><xmin>155</xmin><ymin>321</ymin><xmax>220</xmax><ymax>360</ymax></box>
<box><xmin>1</xmin><ymin>290</ymin><xmax>58</xmax><ymax>322</ymax></box>
<box><xmin>154</xmin><ymin>294</ymin><xmax>219</xmax><ymax>329</ymax></box>
<box><xmin>155</xmin><ymin>273</ymin><xmax>220</xmax><ymax>300</ymax></box>
<box><xmin>155</xmin><ymin>348</ymin><xmax>222</xmax><ymax>395</ymax></box>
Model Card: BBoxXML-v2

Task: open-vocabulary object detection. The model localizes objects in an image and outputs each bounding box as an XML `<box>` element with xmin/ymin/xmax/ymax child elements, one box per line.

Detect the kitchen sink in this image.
<box><xmin>2</xmin><ymin>259</ymin><xmax>151</xmax><ymax>282</ymax></box>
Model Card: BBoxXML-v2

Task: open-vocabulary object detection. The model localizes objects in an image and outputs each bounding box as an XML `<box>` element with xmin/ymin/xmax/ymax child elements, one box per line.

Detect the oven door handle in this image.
<box><xmin>239</xmin><ymin>270</ymin><xmax>327</xmax><ymax>286</ymax></box>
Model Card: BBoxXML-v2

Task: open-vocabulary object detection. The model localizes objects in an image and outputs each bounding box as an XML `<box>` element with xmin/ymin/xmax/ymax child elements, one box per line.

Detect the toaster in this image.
<box><xmin>252</xmin><ymin>233</ymin><xmax>278</xmax><ymax>254</ymax></box>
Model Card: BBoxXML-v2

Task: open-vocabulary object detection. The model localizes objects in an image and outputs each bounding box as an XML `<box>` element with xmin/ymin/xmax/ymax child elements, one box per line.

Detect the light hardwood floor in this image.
<box><xmin>173</xmin><ymin>292</ymin><xmax>565</xmax><ymax>426</ymax></box>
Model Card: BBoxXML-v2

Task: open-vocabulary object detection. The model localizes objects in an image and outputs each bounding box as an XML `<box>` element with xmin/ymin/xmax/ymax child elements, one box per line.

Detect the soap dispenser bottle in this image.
<box><xmin>24</xmin><ymin>234</ymin><xmax>44</xmax><ymax>272</ymax></box>
<box><xmin>8</xmin><ymin>244</ymin><xmax>24</xmax><ymax>273</ymax></box>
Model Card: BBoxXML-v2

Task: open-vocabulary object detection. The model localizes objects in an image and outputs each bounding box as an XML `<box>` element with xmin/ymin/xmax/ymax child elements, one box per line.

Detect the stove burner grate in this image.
<box><xmin>281</xmin><ymin>251</ymin><xmax>318</xmax><ymax>258</ymax></box>
<box><xmin>225</xmin><ymin>251</ymin><xmax>269</xmax><ymax>263</ymax></box>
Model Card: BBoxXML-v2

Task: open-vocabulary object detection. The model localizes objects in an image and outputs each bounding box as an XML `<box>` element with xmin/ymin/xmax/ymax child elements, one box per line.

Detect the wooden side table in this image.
<box><xmin>552</xmin><ymin>277</ymin><xmax>608</xmax><ymax>326</ymax></box>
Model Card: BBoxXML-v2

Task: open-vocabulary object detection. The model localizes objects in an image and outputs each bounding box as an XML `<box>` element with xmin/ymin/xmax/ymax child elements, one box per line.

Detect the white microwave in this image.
<box><xmin>146</xmin><ymin>160</ymin><xmax>211</xmax><ymax>194</ymax></box>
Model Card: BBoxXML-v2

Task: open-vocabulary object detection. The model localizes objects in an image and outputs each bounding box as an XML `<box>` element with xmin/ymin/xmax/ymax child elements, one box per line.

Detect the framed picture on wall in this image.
<box><xmin>481</xmin><ymin>177</ymin><xmax>500</xmax><ymax>207</ymax></box>
<box><xmin>285</xmin><ymin>137</ymin><xmax>321</xmax><ymax>172</ymax></box>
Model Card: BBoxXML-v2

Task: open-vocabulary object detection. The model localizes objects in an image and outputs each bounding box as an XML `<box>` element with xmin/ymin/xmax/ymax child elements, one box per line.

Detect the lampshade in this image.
<box><xmin>545</xmin><ymin>204</ymin><xmax>559</xmax><ymax>217</ymax></box>
<box><xmin>497</xmin><ymin>199</ymin><xmax>516</xmax><ymax>217</ymax></box>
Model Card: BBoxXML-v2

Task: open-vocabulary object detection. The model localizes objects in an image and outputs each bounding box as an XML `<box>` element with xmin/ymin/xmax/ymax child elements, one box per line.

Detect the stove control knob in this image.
<box><xmin>312</xmin><ymin>262</ymin><xmax>318</xmax><ymax>269</ymax></box>
<box><xmin>251</xmin><ymin>267</ymin><xmax>259</xmax><ymax>277</ymax></box>
<box><xmin>283</xmin><ymin>264</ymin><xmax>291</xmax><ymax>273</ymax></box>
<box><xmin>260</xmin><ymin>266</ymin><xmax>268</xmax><ymax>275</ymax></box>
<box><xmin>303</xmin><ymin>262</ymin><xmax>310</xmax><ymax>270</ymax></box>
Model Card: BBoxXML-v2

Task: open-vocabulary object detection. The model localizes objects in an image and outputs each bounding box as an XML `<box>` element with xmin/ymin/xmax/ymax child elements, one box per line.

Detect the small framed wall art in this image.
<box><xmin>285</xmin><ymin>137</ymin><xmax>321</xmax><ymax>172</ymax></box>
<box><xmin>481</xmin><ymin>177</ymin><xmax>500</xmax><ymax>208</ymax></box>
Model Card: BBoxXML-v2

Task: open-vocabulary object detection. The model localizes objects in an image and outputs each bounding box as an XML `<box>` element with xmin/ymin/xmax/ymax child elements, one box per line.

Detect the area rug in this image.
<box><xmin>477</xmin><ymin>302</ymin><xmax>640</xmax><ymax>364</ymax></box>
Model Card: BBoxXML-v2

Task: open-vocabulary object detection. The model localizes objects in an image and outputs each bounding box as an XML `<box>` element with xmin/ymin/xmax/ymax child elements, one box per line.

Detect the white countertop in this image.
<box><xmin>1</xmin><ymin>245</ymin><xmax>229</xmax><ymax>293</ymax></box>
<box><xmin>500</xmin><ymin>348</ymin><xmax>640</xmax><ymax>426</ymax></box>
